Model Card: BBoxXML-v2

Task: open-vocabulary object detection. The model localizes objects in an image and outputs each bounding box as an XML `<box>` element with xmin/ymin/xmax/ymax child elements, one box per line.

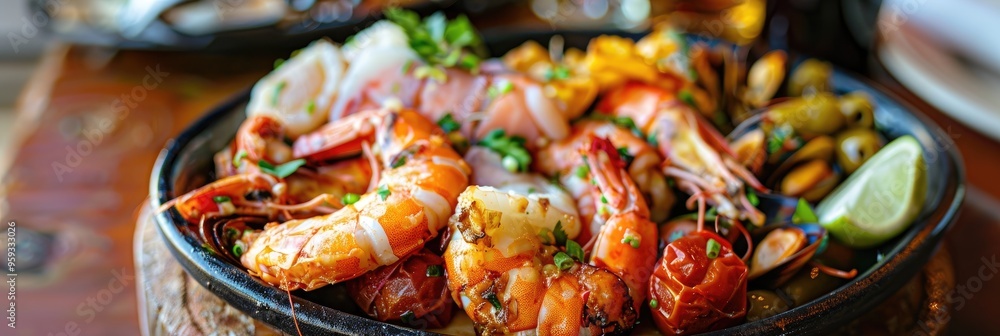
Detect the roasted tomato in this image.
<box><xmin>346</xmin><ymin>249</ymin><xmax>454</xmax><ymax>329</ymax></box>
<box><xmin>648</xmin><ymin>230</ymin><xmax>748</xmax><ymax>335</ymax></box>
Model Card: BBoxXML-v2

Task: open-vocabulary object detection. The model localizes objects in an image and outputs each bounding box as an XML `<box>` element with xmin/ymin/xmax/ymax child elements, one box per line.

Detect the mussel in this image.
<box><xmin>198</xmin><ymin>215</ymin><xmax>270</xmax><ymax>266</ymax></box>
<box><xmin>748</xmin><ymin>223</ymin><xmax>827</xmax><ymax>288</ymax></box>
<box><xmin>787</xmin><ymin>59</ymin><xmax>832</xmax><ymax>97</ymax></box>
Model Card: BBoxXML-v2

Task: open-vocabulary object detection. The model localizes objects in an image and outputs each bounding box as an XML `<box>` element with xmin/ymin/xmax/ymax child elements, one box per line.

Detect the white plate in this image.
<box><xmin>877</xmin><ymin>10</ymin><xmax>1000</xmax><ymax>142</ymax></box>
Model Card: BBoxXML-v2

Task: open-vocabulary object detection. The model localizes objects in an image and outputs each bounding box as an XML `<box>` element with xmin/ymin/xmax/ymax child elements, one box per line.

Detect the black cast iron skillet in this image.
<box><xmin>151</xmin><ymin>31</ymin><xmax>965</xmax><ymax>335</ymax></box>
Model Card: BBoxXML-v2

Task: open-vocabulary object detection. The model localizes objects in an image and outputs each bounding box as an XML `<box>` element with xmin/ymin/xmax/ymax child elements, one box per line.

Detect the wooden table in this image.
<box><xmin>4</xmin><ymin>33</ymin><xmax>1000</xmax><ymax>336</ymax></box>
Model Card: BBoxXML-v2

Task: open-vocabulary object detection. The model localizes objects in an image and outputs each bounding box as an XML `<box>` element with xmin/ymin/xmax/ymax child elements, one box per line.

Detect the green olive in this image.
<box><xmin>746</xmin><ymin>290</ymin><xmax>790</xmax><ymax>322</ymax></box>
<box><xmin>834</xmin><ymin>128</ymin><xmax>883</xmax><ymax>174</ymax></box>
<box><xmin>838</xmin><ymin>92</ymin><xmax>875</xmax><ymax>129</ymax></box>
<box><xmin>769</xmin><ymin>93</ymin><xmax>845</xmax><ymax>136</ymax></box>
<box><xmin>780</xmin><ymin>267</ymin><xmax>845</xmax><ymax>307</ymax></box>
<box><xmin>788</xmin><ymin>59</ymin><xmax>832</xmax><ymax>97</ymax></box>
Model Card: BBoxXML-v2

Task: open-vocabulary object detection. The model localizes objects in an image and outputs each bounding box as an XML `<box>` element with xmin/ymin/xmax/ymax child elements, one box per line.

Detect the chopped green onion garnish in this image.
<box><xmin>553</xmin><ymin>221</ymin><xmax>567</xmax><ymax>246</ymax></box>
<box><xmin>553</xmin><ymin>252</ymin><xmax>574</xmax><ymax>271</ymax></box>
<box><xmin>649</xmin><ymin>299</ymin><xmax>659</xmax><ymax>309</ymax></box>
<box><xmin>232</xmin><ymin>241</ymin><xmax>245</xmax><ymax>258</ymax></box>
<box><xmin>792</xmin><ymin>198</ymin><xmax>818</xmax><ymax>224</ymax></box>
<box><xmin>747</xmin><ymin>189</ymin><xmax>760</xmax><ymax>207</ymax></box>
<box><xmin>341</xmin><ymin>193</ymin><xmax>360</xmax><ymax>206</ymax></box>
<box><xmin>426</xmin><ymin>264</ymin><xmax>443</xmax><ymax>277</ymax></box>
<box><xmin>502</xmin><ymin>155</ymin><xmax>519</xmax><ymax>173</ymax></box>
<box><xmin>271</xmin><ymin>81</ymin><xmax>287</xmax><ymax>107</ymax></box>
<box><xmin>601</xmin><ymin>195</ymin><xmax>608</xmax><ymax>204</ymax></box>
<box><xmin>258</xmin><ymin>159</ymin><xmax>306</xmax><ymax>179</ymax></box>
<box><xmin>706</xmin><ymin>238</ymin><xmax>721</xmax><ymax>259</ymax></box>
<box><xmin>437</xmin><ymin>113</ymin><xmax>461</xmax><ymax>133</ymax></box>
<box><xmin>479</xmin><ymin>129</ymin><xmax>531</xmax><ymax>172</ymax></box>
<box><xmin>225</xmin><ymin>227</ymin><xmax>239</xmax><ymax>240</ymax></box>
<box><xmin>767</xmin><ymin>125</ymin><xmax>791</xmax><ymax>154</ymax></box>
<box><xmin>679</xmin><ymin>90</ymin><xmax>696</xmax><ymax>108</ymax></box>
<box><xmin>566</xmin><ymin>240</ymin><xmax>585</xmax><ymax>261</ymax></box>
<box><xmin>485</xmin><ymin>292</ymin><xmax>502</xmax><ymax>310</ymax></box>
<box><xmin>617</xmin><ymin>147</ymin><xmax>634</xmax><ymax>166</ymax></box>
<box><xmin>575</xmin><ymin>165</ymin><xmax>590</xmax><ymax>178</ymax></box>
<box><xmin>543</xmin><ymin>65</ymin><xmax>572</xmax><ymax>81</ymax></box>
<box><xmin>273</xmin><ymin>58</ymin><xmax>284</xmax><ymax>69</ymax></box>
<box><xmin>213</xmin><ymin>196</ymin><xmax>231</xmax><ymax>203</ymax></box>
<box><xmin>621</xmin><ymin>234</ymin><xmax>640</xmax><ymax>249</ymax></box>
<box><xmin>391</xmin><ymin>156</ymin><xmax>407</xmax><ymax>169</ymax></box>
<box><xmin>527</xmin><ymin>187</ymin><xmax>536</xmax><ymax>194</ymax></box>
<box><xmin>306</xmin><ymin>100</ymin><xmax>316</xmax><ymax>115</ymax></box>
<box><xmin>537</xmin><ymin>228</ymin><xmax>552</xmax><ymax>244</ymax></box>
<box><xmin>487</xmin><ymin>80</ymin><xmax>514</xmax><ymax>99</ymax></box>
<box><xmin>378</xmin><ymin>185</ymin><xmax>391</xmax><ymax>201</ymax></box>
<box><xmin>233</xmin><ymin>150</ymin><xmax>248</xmax><ymax>168</ymax></box>
<box><xmin>647</xmin><ymin>131</ymin><xmax>659</xmax><ymax>147</ymax></box>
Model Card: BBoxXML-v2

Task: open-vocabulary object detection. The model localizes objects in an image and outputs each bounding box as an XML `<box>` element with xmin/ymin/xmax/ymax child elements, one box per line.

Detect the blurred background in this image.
<box><xmin>2</xmin><ymin>0</ymin><xmax>1000</xmax><ymax>335</ymax></box>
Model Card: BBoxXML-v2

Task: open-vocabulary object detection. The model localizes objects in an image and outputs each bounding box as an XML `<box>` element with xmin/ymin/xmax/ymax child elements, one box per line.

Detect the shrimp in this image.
<box><xmin>598</xmin><ymin>81</ymin><xmax>766</xmax><ymax>226</ymax></box>
<box><xmin>246</xmin><ymin>39</ymin><xmax>344</xmax><ymax>138</ymax></box>
<box><xmin>536</xmin><ymin>120</ymin><xmax>674</xmax><ymax>228</ymax></box>
<box><xmin>214</xmin><ymin>114</ymin><xmax>295</xmax><ymax>178</ymax></box>
<box><xmin>240</xmin><ymin>108</ymin><xmax>471</xmax><ymax>291</ymax></box>
<box><xmin>582</xmin><ymin>137</ymin><xmax>660</xmax><ymax>312</ymax></box>
<box><xmin>159</xmin><ymin>173</ymin><xmax>284</xmax><ymax>224</ymax></box>
<box><xmin>443</xmin><ymin>185</ymin><xmax>636</xmax><ymax>335</ymax></box>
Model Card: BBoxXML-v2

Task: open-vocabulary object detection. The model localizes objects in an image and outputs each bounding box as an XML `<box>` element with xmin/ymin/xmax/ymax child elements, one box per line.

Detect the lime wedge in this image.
<box><xmin>815</xmin><ymin>135</ymin><xmax>926</xmax><ymax>248</ymax></box>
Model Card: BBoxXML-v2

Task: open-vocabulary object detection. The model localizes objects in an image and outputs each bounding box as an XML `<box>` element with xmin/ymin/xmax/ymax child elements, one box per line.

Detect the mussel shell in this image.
<box><xmin>200</xmin><ymin>215</ymin><xmax>270</xmax><ymax>266</ymax></box>
<box><xmin>748</xmin><ymin>223</ymin><xmax>827</xmax><ymax>288</ymax></box>
<box><xmin>767</xmin><ymin>135</ymin><xmax>835</xmax><ymax>185</ymax></box>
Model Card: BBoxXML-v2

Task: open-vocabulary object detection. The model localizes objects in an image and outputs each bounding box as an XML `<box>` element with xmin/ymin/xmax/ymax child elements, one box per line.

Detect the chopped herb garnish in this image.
<box><xmin>273</xmin><ymin>58</ymin><xmax>284</xmax><ymax>69</ymax></box>
<box><xmin>792</xmin><ymin>198</ymin><xmax>818</xmax><ymax>224</ymax></box>
<box><xmin>271</xmin><ymin>81</ymin><xmax>287</xmax><ymax>107</ymax></box>
<box><xmin>601</xmin><ymin>195</ymin><xmax>608</xmax><ymax>204</ymax></box>
<box><xmin>487</xmin><ymin>80</ymin><xmax>513</xmax><ymax>99</ymax></box>
<box><xmin>593</xmin><ymin>114</ymin><xmax>643</xmax><ymax>138</ymax></box>
<box><xmin>566</xmin><ymin>240</ymin><xmax>584</xmax><ymax>261</ymax></box>
<box><xmin>213</xmin><ymin>196</ymin><xmax>231</xmax><ymax>203</ymax></box>
<box><xmin>543</xmin><ymin>65</ymin><xmax>571</xmax><ymax>81</ymax></box>
<box><xmin>225</xmin><ymin>227</ymin><xmax>239</xmax><ymax>240</ymax></box>
<box><xmin>617</xmin><ymin>147</ymin><xmax>634</xmax><ymax>166</ymax></box>
<box><xmin>706</xmin><ymin>238</ymin><xmax>721</xmax><ymax>259</ymax></box>
<box><xmin>649</xmin><ymin>299</ymin><xmax>659</xmax><ymax>309</ymax></box>
<box><xmin>747</xmin><ymin>189</ymin><xmax>760</xmax><ymax>207</ymax></box>
<box><xmin>553</xmin><ymin>251</ymin><xmax>574</xmax><ymax>271</ymax></box>
<box><xmin>232</xmin><ymin>241</ymin><xmax>245</xmax><ymax>258</ymax></box>
<box><xmin>426</xmin><ymin>264</ymin><xmax>443</xmax><ymax>277</ymax></box>
<box><xmin>233</xmin><ymin>150</ymin><xmax>248</xmax><ymax>168</ymax></box>
<box><xmin>391</xmin><ymin>156</ymin><xmax>407</xmax><ymax>168</ymax></box>
<box><xmin>537</xmin><ymin>228</ymin><xmax>552</xmax><ymax>244</ymax></box>
<box><xmin>485</xmin><ymin>292</ymin><xmax>502</xmax><ymax>310</ymax></box>
<box><xmin>258</xmin><ymin>159</ymin><xmax>306</xmax><ymax>179</ymax></box>
<box><xmin>479</xmin><ymin>129</ymin><xmax>531</xmax><ymax>172</ymax></box>
<box><xmin>341</xmin><ymin>193</ymin><xmax>360</xmax><ymax>206</ymax></box>
<box><xmin>527</xmin><ymin>187</ymin><xmax>536</xmax><ymax>194</ymax></box>
<box><xmin>553</xmin><ymin>221</ymin><xmax>567</xmax><ymax>246</ymax></box>
<box><xmin>679</xmin><ymin>89</ymin><xmax>696</xmax><ymax>108</ymax></box>
<box><xmin>501</xmin><ymin>155</ymin><xmax>519</xmax><ymax>173</ymax></box>
<box><xmin>306</xmin><ymin>100</ymin><xmax>316</xmax><ymax>115</ymax></box>
<box><xmin>621</xmin><ymin>234</ymin><xmax>640</xmax><ymax>249</ymax></box>
<box><xmin>378</xmin><ymin>185</ymin><xmax>391</xmax><ymax>201</ymax></box>
<box><xmin>437</xmin><ymin>113</ymin><xmax>461</xmax><ymax>133</ymax></box>
<box><xmin>767</xmin><ymin>125</ymin><xmax>792</xmax><ymax>154</ymax></box>
<box><xmin>647</xmin><ymin>131</ymin><xmax>659</xmax><ymax>147</ymax></box>
<box><xmin>402</xmin><ymin>60</ymin><xmax>414</xmax><ymax>74</ymax></box>
<box><xmin>384</xmin><ymin>8</ymin><xmax>485</xmax><ymax>72</ymax></box>
<box><xmin>414</xmin><ymin>64</ymin><xmax>447</xmax><ymax>83</ymax></box>
<box><xmin>575</xmin><ymin>165</ymin><xmax>590</xmax><ymax>178</ymax></box>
